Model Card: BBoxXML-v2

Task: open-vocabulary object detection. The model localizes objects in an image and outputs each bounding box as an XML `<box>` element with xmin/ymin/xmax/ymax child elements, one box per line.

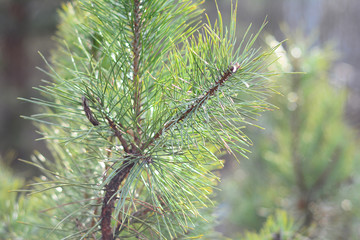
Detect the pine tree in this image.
<box><xmin>20</xmin><ymin>0</ymin><xmax>278</xmax><ymax>239</ymax></box>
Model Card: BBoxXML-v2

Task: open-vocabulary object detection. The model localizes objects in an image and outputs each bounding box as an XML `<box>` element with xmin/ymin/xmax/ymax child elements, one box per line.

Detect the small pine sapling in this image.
<box><xmin>21</xmin><ymin>0</ymin><xmax>280</xmax><ymax>239</ymax></box>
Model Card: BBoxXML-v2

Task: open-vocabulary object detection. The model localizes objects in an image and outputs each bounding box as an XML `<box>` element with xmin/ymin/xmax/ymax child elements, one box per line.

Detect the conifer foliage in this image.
<box><xmin>22</xmin><ymin>0</ymin><xmax>278</xmax><ymax>239</ymax></box>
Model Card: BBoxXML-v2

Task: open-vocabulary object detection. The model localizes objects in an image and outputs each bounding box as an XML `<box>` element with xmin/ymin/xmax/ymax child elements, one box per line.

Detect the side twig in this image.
<box><xmin>141</xmin><ymin>63</ymin><xmax>240</xmax><ymax>150</ymax></box>
<box><xmin>105</xmin><ymin>116</ymin><xmax>130</xmax><ymax>153</ymax></box>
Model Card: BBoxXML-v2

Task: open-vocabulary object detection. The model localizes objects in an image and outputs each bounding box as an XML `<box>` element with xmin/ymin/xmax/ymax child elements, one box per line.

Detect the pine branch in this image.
<box><xmin>141</xmin><ymin>62</ymin><xmax>241</xmax><ymax>151</ymax></box>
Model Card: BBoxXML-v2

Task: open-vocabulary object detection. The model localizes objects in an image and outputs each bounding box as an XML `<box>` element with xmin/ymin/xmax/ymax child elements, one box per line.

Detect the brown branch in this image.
<box><xmin>105</xmin><ymin>116</ymin><xmax>130</xmax><ymax>153</ymax></box>
<box><xmin>82</xmin><ymin>96</ymin><xmax>100</xmax><ymax>126</ymax></box>
<box><xmin>101</xmin><ymin>2</ymin><xmax>143</xmax><ymax>238</ymax></box>
<box><xmin>141</xmin><ymin>63</ymin><xmax>240</xmax><ymax>150</ymax></box>
<box><xmin>100</xmin><ymin>159</ymin><xmax>135</xmax><ymax>240</ymax></box>
<box><xmin>82</xmin><ymin>96</ymin><xmax>131</xmax><ymax>153</ymax></box>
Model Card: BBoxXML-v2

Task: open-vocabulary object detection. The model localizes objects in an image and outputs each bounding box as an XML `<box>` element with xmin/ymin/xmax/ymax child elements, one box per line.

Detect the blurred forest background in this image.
<box><xmin>1</xmin><ymin>0</ymin><xmax>360</xmax><ymax>238</ymax></box>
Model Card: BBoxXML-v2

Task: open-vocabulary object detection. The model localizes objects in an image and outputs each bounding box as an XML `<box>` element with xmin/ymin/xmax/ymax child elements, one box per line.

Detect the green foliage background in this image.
<box><xmin>219</xmin><ymin>30</ymin><xmax>360</xmax><ymax>239</ymax></box>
